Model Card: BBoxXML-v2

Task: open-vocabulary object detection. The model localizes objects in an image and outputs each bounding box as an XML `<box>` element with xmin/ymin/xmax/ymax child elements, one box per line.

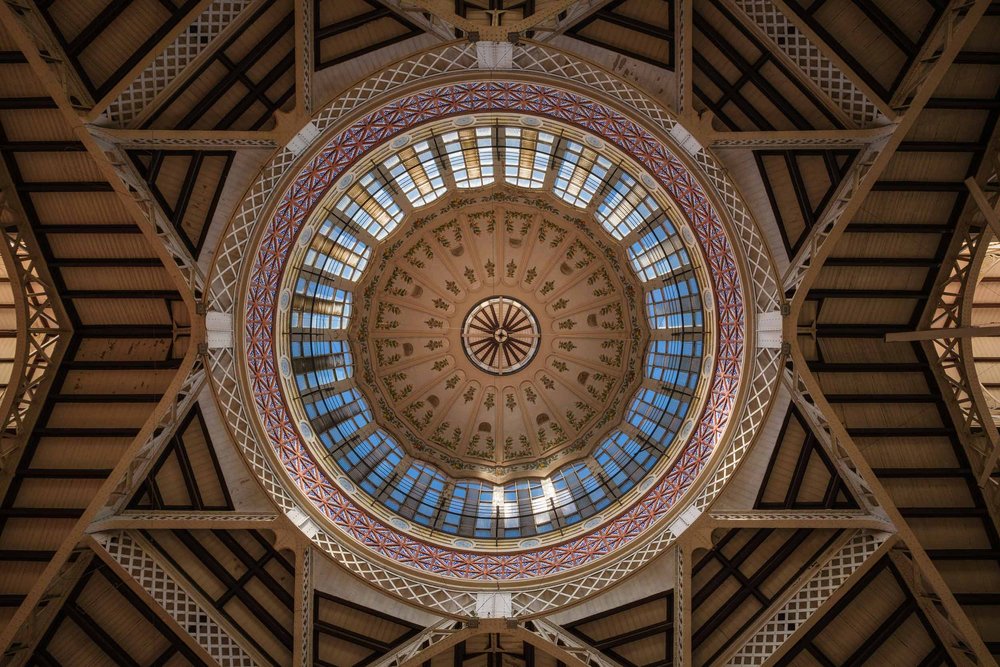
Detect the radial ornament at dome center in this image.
<box><xmin>461</xmin><ymin>296</ymin><xmax>540</xmax><ymax>376</ymax></box>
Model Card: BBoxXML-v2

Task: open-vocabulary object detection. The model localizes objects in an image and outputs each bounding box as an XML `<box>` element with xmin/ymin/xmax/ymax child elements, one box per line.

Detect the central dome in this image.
<box><xmin>350</xmin><ymin>188</ymin><xmax>647</xmax><ymax>481</ymax></box>
<box><xmin>251</xmin><ymin>94</ymin><xmax>753</xmax><ymax>561</ymax></box>
<box><xmin>217</xmin><ymin>65</ymin><xmax>778</xmax><ymax>599</ymax></box>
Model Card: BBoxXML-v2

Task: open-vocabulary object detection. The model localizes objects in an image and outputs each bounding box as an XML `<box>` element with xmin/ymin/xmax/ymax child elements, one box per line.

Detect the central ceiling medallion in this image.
<box><xmin>461</xmin><ymin>296</ymin><xmax>540</xmax><ymax>375</ymax></box>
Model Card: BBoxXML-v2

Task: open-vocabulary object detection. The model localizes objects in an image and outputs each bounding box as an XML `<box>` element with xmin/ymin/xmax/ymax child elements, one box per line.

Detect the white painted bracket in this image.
<box><xmin>476</xmin><ymin>41</ymin><xmax>513</xmax><ymax>69</ymax></box>
<box><xmin>669</xmin><ymin>505</ymin><xmax>702</xmax><ymax>538</ymax></box>
<box><xmin>669</xmin><ymin>123</ymin><xmax>704</xmax><ymax>157</ymax></box>
<box><xmin>286</xmin><ymin>507</ymin><xmax>319</xmax><ymax>540</ymax></box>
<box><xmin>205</xmin><ymin>310</ymin><xmax>233</xmax><ymax>349</ymax></box>
<box><xmin>286</xmin><ymin>121</ymin><xmax>320</xmax><ymax>157</ymax></box>
<box><xmin>757</xmin><ymin>310</ymin><xmax>783</xmax><ymax>349</ymax></box>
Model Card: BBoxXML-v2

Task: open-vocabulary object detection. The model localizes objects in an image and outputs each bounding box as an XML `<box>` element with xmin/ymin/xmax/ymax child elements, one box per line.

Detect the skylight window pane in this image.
<box><xmin>336</xmin><ymin>172</ymin><xmax>403</xmax><ymax>240</ymax></box>
<box><xmin>292</xmin><ymin>340</ymin><xmax>353</xmax><ymax>391</ymax></box>
<box><xmin>291</xmin><ymin>282</ymin><xmax>352</xmax><ymax>330</ymax></box>
<box><xmin>627</xmin><ymin>221</ymin><xmax>689</xmax><ymax>282</ymax></box>
<box><xmin>553</xmin><ymin>140</ymin><xmax>612</xmax><ymax>207</ymax></box>
<box><xmin>307</xmin><ymin>219</ymin><xmax>370</xmax><ymax>281</ymax></box>
<box><xmin>307</xmin><ymin>387</ymin><xmax>370</xmax><ymax>441</ymax></box>
<box><xmin>626</xmin><ymin>388</ymin><xmax>684</xmax><ymax>447</ymax></box>
<box><xmin>596</xmin><ymin>172</ymin><xmax>661</xmax><ymax>240</ymax></box>
<box><xmin>503</xmin><ymin>127</ymin><xmax>554</xmax><ymax>188</ymax></box>
<box><xmin>384</xmin><ymin>141</ymin><xmax>447</xmax><ymax>207</ymax></box>
<box><xmin>592</xmin><ymin>431</ymin><xmax>661</xmax><ymax>494</ymax></box>
<box><xmin>442</xmin><ymin>127</ymin><xmax>495</xmax><ymax>189</ymax></box>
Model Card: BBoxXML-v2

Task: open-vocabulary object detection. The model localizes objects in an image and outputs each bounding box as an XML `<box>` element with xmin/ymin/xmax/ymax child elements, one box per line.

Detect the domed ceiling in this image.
<box><xmin>209</xmin><ymin>56</ymin><xmax>779</xmax><ymax>614</ymax></box>
<box><xmin>354</xmin><ymin>188</ymin><xmax>648</xmax><ymax>478</ymax></box>
<box><xmin>277</xmin><ymin>116</ymin><xmax>717</xmax><ymax>544</ymax></box>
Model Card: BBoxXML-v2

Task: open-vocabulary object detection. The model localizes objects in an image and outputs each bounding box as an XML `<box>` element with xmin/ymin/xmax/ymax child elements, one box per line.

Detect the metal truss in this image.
<box><xmin>369</xmin><ymin>619</ymin><xmax>475</xmax><ymax>667</ymax></box>
<box><xmin>915</xmin><ymin>142</ymin><xmax>1000</xmax><ymax>509</ymax></box>
<box><xmin>767</xmin><ymin>9</ymin><xmax>998</xmax><ymax>661</ymax></box>
<box><xmin>727</xmin><ymin>0</ymin><xmax>884</xmax><ymax>128</ymax></box>
<box><xmin>375</xmin><ymin>0</ymin><xmax>456</xmax><ymax>41</ymax></box>
<box><xmin>0</xmin><ymin>4</ymin><xmax>211</xmax><ymax>623</ymax></box>
<box><xmin>707</xmin><ymin>510</ymin><xmax>894</xmax><ymax>532</ymax></box>
<box><xmin>97</xmin><ymin>0</ymin><xmax>255</xmax><ymax>127</ymax></box>
<box><xmin>1</xmin><ymin>549</ymin><xmax>93</xmax><ymax>666</ymax></box>
<box><xmin>370</xmin><ymin>617</ymin><xmax>622</xmax><ymax>667</ymax></box>
<box><xmin>0</xmin><ymin>0</ymin><xmax>205</xmax><ymax>305</ymax></box>
<box><xmin>527</xmin><ymin>619</ymin><xmax>626</xmax><ymax>667</ymax></box>
<box><xmin>293</xmin><ymin>0</ymin><xmax>313</xmax><ymax>115</ymax></box>
<box><xmin>87</xmin><ymin>511</ymin><xmax>280</xmax><ymax>533</ymax></box>
<box><xmin>93</xmin><ymin>364</ymin><xmax>207</xmax><ymax>522</ymax></box>
<box><xmin>533</xmin><ymin>0</ymin><xmax>618</xmax><ymax>42</ymax></box>
<box><xmin>293</xmin><ymin>546</ymin><xmax>312</xmax><ymax>667</ymax></box>
<box><xmin>709</xmin><ymin>126</ymin><xmax>894</xmax><ymax>149</ymax></box>
<box><xmin>665</xmin><ymin>508</ymin><xmax>895</xmax><ymax>666</ymax></box>
<box><xmin>782</xmin><ymin>0</ymin><xmax>991</xmax><ymax>300</ymax></box>
<box><xmin>673</xmin><ymin>541</ymin><xmax>692</xmax><ymax>667</ymax></box>
<box><xmin>382</xmin><ymin>0</ymin><xmax>584</xmax><ymax>41</ymax></box>
<box><xmin>0</xmin><ymin>348</ymin><xmax>207</xmax><ymax>658</ymax></box>
<box><xmin>0</xmin><ymin>225</ymin><xmax>65</xmax><ymax>436</ymax></box>
<box><xmin>94</xmin><ymin>530</ymin><xmax>264</xmax><ymax>667</ymax></box>
<box><xmin>724</xmin><ymin>530</ymin><xmax>892</xmax><ymax>665</ymax></box>
<box><xmin>674</xmin><ymin>0</ymin><xmax>693</xmax><ymax>118</ymax></box>
<box><xmin>783</xmin><ymin>351</ymin><xmax>994</xmax><ymax>664</ymax></box>
<box><xmin>89</xmin><ymin>135</ymin><xmax>206</xmax><ymax>299</ymax></box>
<box><xmin>88</xmin><ymin>126</ymin><xmax>280</xmax><ymax>150</ymax></box>
<box><xmin>0</xmin><ymin>160</ymin><xmax>70</xmax><ymax>499</ymax></box>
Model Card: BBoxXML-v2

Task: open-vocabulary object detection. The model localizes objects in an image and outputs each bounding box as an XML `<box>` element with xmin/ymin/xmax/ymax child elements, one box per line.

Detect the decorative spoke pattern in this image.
<box><xmin>462</xmin><ymin>297</ymin><xmax>541</xmax><ymax>376</ymax></box>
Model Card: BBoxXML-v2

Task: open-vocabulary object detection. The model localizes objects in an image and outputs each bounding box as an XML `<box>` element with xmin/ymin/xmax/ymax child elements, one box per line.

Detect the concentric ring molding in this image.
<box><xmin>250</xmin><ymin>82</ymin><xmax>740</xmax><ymax>575</ymax></box>
<box><xmin>206</xmin><ymin>42</ymin><xmax>782</xmax><ymax>617</ymax></box>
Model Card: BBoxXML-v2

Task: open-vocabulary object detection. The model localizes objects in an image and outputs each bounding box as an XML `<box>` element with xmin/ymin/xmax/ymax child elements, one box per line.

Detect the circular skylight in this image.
<box><xmin>278</xmin><ymin>117</ymin><xmax>710</xmax><ymax>543</ymax></box>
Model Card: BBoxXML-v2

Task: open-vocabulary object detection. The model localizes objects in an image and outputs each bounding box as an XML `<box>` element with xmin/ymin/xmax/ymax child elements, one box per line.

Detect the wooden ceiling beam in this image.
<box><xmin>0</xmin><ymin>97</ymin><xmax>56</xmax><ymax>109</ymax></box>
<box><xmin>595</xmin><ymin>9</ymin><xmax>671</xmax><ymax>40</ymax></box>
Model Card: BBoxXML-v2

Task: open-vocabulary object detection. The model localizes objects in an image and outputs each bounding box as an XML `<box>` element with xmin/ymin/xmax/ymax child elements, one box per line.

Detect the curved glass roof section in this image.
<box><xmin>282</xmin><ymin>117</ymin><xmax>711</xmax><ymax>542</ymax></box>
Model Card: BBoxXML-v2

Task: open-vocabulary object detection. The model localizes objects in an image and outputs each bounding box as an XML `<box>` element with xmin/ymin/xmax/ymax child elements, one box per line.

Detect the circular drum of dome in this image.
<box><xmin>277</xmin><ymin>122</ymin><xmax>705</xmax><ymax>545</ymax></box>
<box><xmin>259</xmin><ymin>91</ymin><xmax>733</xmax><ymax>566</ymax></box>
<box><xmin>210</xmin><ymin>45</ymin><xmax>780</xmax><ymax>615</ymax></box>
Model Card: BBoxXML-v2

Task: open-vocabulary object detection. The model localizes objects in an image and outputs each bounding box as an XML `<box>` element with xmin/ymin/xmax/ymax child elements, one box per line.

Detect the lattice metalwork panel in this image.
<box><xmin>97</xmin><ymin>531</ymin><xmax>259</xmax><ymax>667</ymax></box>
<box><xmin>696</xmin><ymin>347</ymin><xmax>781</xmax><ymax>511</ymax></box>
<box><xmin>0</xmin><ymin>223</ymin><xmax>64</xmax><ymax>437</ymax></box>
<box><xmin>297</xmin><ymin>548</ymin><xmax>312</xmax><ymax>667</ymax></box>
<box><xmin>733</xmin><ymin>0</ymin><xmax>881</xmax><ymax>127</ymax></box>
<box><xmin>104</xmin><ymin>0</ymin><xmax>252</xmax><ymax>126</ymax></box>
<box><xmin>725</xmin><ymin>531</ymin><xmax>886</xmax><ymax>665</ymax></box>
